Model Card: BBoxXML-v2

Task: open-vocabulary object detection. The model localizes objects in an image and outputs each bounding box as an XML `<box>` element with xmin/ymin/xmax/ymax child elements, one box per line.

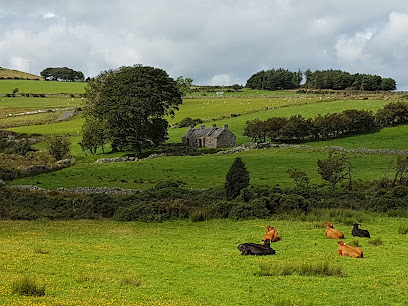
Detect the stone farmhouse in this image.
<box><xmin>182</xmin><ymin>124</ymin><xmax>236</xmax><ymax>148</ymax></box>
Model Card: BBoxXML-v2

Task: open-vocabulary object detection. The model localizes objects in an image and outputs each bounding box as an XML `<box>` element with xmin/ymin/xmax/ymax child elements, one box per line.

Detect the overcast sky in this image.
<box><xmin>1</xmin><ymin>0</ymin><xmax>408</xmax><ymax>89</ymax></box>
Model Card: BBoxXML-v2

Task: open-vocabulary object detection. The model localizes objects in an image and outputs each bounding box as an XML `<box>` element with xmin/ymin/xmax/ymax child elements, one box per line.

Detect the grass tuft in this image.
<box><xmin>398</xmin><ymin>226</ymin><xmax>408</xmax><ymax>235</ymax></box>
<box><xmin>11</xmin><ymin>275</ymin><xmax>45</xmax><ymax>296</ymax></box>
<box><xmin>348</xmin><ymin>240</ymin><xmax>361</xmax><ymax>247</ymax></box>
<box><xmin>274</xmin><ymin>299</ymin><xmax>314</xmax><ymax>306</ymax></box>
<box><xmin>118</xmin><ymin>276</ymin><xmax>142</xmax><ymax>287</ymax></box>
<box><xmin>33</xmin><ymin>246</ymin><xmax>50</xmax><ymax>254</ymax></box>
<box><xmin>368</xmin><ymin>238</ymin><xmax>383</xmax><ymax>246</ymax></box>
<box><xmin>256</xmin><ymin>261</ymin><xmax>342</xmax><ymax>277</ymax></box>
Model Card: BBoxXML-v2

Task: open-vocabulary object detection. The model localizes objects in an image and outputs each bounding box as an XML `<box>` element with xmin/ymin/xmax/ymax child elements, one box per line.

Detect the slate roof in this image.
<box><xmin>183</xmin><ymin>126</ymin><xmax>225</xmax><ymax>138</ymax></box>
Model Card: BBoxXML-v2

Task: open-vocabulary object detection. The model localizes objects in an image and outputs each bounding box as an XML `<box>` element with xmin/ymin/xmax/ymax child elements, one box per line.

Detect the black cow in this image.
<box><xmin>238</xmin><ymin>239</ymin><xmax>276</xmax><ymax>255</ymax></box>
<box><xmin>352</xmin><ymin>223</ymin><xmax>371</xmax><ymax>238</ymax></box>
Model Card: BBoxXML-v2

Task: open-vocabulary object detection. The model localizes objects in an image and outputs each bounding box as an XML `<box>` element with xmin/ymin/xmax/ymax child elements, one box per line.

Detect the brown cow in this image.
<box><xmin>325</xmin><ymin>222</ymin><xmax>345</xmax><ymax>239</ymax></box>
<box><xmin>337</xmin><ymin>241</ymin><xmax>363</xmax><ymax>258</ymax></box>
<box><xmin>262</xmin><ymin>225</ymin><xmax>280</xmax><ymax>242</ymax></box>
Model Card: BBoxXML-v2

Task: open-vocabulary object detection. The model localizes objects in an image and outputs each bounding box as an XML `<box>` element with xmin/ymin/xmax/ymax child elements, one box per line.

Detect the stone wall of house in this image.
<box><xmin>216</xmin><ymin>130</ymin><xmax>236</xmax><ymax>148</ymax></box>
<box><xmin>204</xmin><ymin>136</ymin><xmax>217</xmax><ymax>148</ymax></box>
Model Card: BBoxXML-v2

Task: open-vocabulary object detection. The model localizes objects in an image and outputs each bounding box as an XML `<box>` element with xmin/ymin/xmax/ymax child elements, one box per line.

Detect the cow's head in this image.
<box><xmin>326</xmin><ymin>222</ymin><xmax>334</xmax><ymax>228</ymax></box>
<box><xmin>266</xmin><ymin>226</ymin><xmax>275</xmax><ymax>232</ymax></box>
<box><xmin>338</xmin><ymin>241</ymin><xmax>345</xmax><ymax>246</ymax></box>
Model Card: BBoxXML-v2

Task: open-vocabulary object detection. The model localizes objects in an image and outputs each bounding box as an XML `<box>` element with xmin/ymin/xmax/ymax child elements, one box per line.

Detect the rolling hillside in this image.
<box><xmin>0</xmin><ymin>67</ymin><xmax>43</xmax><ymax>80</ymax></box>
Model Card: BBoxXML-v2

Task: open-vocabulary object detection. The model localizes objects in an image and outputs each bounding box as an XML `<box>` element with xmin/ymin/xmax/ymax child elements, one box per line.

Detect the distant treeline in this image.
<box><xmin>246</xmin><ymin>68</ymin><xmax>303</xmax><ymax>90</ymax></box>
<box><xmin>246</xmin><ymin>68</ymin><xmax>396</xmax><ymax>91</ymax></box>
<box><xmin>244</xmin><ymin>101</ymin><xmax>408</xmax><ymax>142</ymax></box>
<box><xmin>40</xmin><ymin>67</ymin><xmax>84</xmax><ymax>82</ymax></box>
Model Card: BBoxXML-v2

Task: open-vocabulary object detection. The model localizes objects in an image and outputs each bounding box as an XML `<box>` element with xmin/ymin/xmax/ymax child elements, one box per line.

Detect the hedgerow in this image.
<box><xmin>1</xmin><ymin>182</ymin><xmax>408</xmax><ymax>221</ymax></box>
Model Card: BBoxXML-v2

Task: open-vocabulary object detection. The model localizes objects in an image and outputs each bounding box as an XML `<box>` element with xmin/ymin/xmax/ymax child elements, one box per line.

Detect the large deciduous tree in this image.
<box><xmin>84</xmin><ymin>65</ymin><xmax>182</xmax><ymax>154</ymax></box>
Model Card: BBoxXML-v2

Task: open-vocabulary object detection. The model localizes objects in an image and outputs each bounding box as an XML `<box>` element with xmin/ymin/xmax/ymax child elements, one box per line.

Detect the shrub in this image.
<box><xmin>0</xmin><ymin>167</ymin><xmax>17</xmax><ymax>181</ymax></box>
<box><xmin>47</xmin><ymin>135</ymin><xmax>71</xmax><ymax>160</ymax></box>
<box><xmin>11</xmin><ymin>275</ymin><xmax>45</xmax><ymax>296</ymax></box>
<box><xmin>392</xmin><ymin>186</ymin><xmax>408</xmax><ymax>198</ymax></box>
<box><xmin>279</xmin><ymin>194</ymin><xmax>307</xmax><ymax>212</ymax></box>
<box><xmin>176</xmin><ymin>117</ymin><xmax>203</xmax><ymax>128</ymax></box>
<box><xmin>228</xmin><ymin>199</ymin><xmax>269</xmax><ymax>220</ymax></box>
<box><xmin>189</xmin><ymin>209</ymin><xmax>208</xmax><ymax>222</ymax></box>
<box><xmin>154</xmin><ymin>180</ymin><xmax>185</xmax><ymax>190</ymax></box>
<box><xmin>206</xmin><ymin>200</ymin><xmax>234</xmax><ymax>218</ymax></box>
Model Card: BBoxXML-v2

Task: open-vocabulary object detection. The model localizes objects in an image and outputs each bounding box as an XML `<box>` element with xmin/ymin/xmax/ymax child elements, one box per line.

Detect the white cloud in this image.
<box><xmin>210</xmin><ymin>74</ymin><xmax>237</xmax><ymax>86</ymax></box>
<box><xmin>43</xmin><ymin>12</ymin><xmax>56</xmax><ymax>19</ymax></box>
<box><xmin>335</xmin><ymin>31</ymin><xmax>373</xmax><ymax>62</ymax></box>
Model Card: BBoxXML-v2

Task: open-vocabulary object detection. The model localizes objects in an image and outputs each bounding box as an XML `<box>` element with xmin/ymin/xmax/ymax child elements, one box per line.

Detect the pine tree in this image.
<box><xmin>225</xmin><ymin>157</ymin><xmax>250</xmax><ymax>200</ymax></box>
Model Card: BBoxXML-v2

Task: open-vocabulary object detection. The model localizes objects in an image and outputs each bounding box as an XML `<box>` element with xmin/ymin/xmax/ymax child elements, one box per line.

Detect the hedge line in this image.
<box><xmin>1</xmin><ymin>183</ymin><xmax>408</xmax><ymax>221</ymax></box>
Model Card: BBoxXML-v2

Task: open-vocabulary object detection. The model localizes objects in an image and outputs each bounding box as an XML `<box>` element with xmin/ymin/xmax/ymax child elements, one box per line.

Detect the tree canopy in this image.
<box><xmin>40</xmin><ymin>67</ymin><xmax>84</xmax><ymax>82</ymax></box>
<box><xmin>225</xmin><ymin>157</ymin><xmax>250</xmax><ymax>200</ymax></box>
<box><xmin>246</xmin><ymin>68</ymin><xmax>303</xmax><ymax>90</ymax></box>
<box><xmin>83</xmin><ymin>65</ymin><xmax>182</xmax><ymax>154</ymax></box>
<box><xmin>246</xmin><ymin>68</ymin><xmax>397</xmax><ymax>91</ymax></box>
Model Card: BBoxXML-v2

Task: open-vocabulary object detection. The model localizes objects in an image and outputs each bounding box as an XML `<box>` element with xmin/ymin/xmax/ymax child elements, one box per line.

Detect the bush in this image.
<box><xmin>176</xmin><ymin>117</ymin><xmax>203</xmax><ymax>128</ymax></box>
<box><xmin>392</xmin><ymin>186</ymin><xmax>408</xmax><ymax>198</ymax></box>
<box><xmin>228</xmin><ymin>199</ymin><xmax>269</xmax><ymax>220</ymax></box>
<box><xmin>154</xmin><ymin>180</ymin><xmax>185</xmax><ymax>190</ymax></box>
<box><xmin>0</xmin><ymin>167</ymin><xmax>17</xmax><ymax>181</ymax></box>
<box><xmin>189</xmin><ymin>209</ymin><xmax>208</xmax><ymax>222</ymax></box>
<box><xmin>11</xmin><ymin>275</ymin><xmax>45</xmax><ymax>296</ymax></box>
<box><xmin>279</xmin><ymin>194</ymin><xmax>308</xmax><ymax>212</ymax></box>
<box><xmin>47</xmin><ymin>135</ymin><xmax>71</xmax><ymax>160</ymax></box>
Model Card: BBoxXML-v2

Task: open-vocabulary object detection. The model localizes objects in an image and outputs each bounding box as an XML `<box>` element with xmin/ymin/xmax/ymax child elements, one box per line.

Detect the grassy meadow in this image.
<box><xmin>5</xmin><ymin>86</ymin><xmax>408</xmax><ymax>190</ymax></box>
<box><xmin>8</xmin><ymin>147</ymin><xmax>396</xmax><ymax>190</ymax></box>
<box><xmin>1</xmin><ymin>217</ymin><xmax>408</xmax><ymax>305</ymax></box>
<box><xmin>3</xmin><ymin>80</ymin><xmax>408</xmax><ymax>305</ymax></box>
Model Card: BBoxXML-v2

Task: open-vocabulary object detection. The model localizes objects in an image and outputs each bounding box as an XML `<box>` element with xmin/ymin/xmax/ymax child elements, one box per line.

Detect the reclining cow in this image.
<box><xmin>352</xmin><ymin>223</ymin><xmax>371</xmax><ymax>238</ymax></box>
<box><xmin>263</xmin><ymin>225</ymin><xmax>280</xmax><ymax>242</ymax></box>
<box><xmin>337</xmin><ymin>241</ymin><xmax>363</xmax><ymax>258</ymax></box>
<box><xmin>238</xmin><ymin>240</ymin><xmax>276</xmax><ymax>255</ymax></box>
<box><xmin>325</xmin><ymin>222</ymin><xmax>345</xmax><ymax>239</ymax></box>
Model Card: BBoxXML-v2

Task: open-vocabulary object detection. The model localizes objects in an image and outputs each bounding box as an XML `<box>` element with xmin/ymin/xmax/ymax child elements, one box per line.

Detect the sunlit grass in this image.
<box><xmin>1</xmin><ymin>217</ymin><xmax>408</xmax><ymax>305</ymax></box>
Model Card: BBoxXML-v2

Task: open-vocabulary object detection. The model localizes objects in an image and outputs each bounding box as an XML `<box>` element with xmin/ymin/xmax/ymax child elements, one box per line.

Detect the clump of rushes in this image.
<box><xmin>398</xmin><ymin>226</ymin><xmax>408</xmax><ymax>235</ymax></box>
<box><xmin>11</xmin><ymin>275</ymin><xmax>45</xmax><ymax>296</ymax></box>
<box><xmin>368</xmin><ymin>238</ymin><xmax>383</xmax><ymax>246</ymax></box>
<box><xmin>256</xmin><ymin>261</ymin><xmax>342</xmax><ymax>277</ymax></box>
<box><xmin>348</xmin><ymin>240</ymin><xmax>361</xmax><ymax>247</ymax></box>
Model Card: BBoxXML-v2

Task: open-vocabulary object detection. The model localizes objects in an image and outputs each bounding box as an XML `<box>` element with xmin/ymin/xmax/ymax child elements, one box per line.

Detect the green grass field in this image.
<box><xmin>9</xmin><ymin>147</ymin><xmax>395</xmax><ymax>190</ymax></box>
<box><xmin>1</xmin><ymin>217</ymin><xmax>408</xmax><ymax>305</ymax></box>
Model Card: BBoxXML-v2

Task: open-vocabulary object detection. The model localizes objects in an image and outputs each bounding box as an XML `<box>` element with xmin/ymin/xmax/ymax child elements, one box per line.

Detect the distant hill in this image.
<box><xmin>0</xmin><ymin>67</ymin><xmax>43</xmax><ymax>80</ymax></box>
